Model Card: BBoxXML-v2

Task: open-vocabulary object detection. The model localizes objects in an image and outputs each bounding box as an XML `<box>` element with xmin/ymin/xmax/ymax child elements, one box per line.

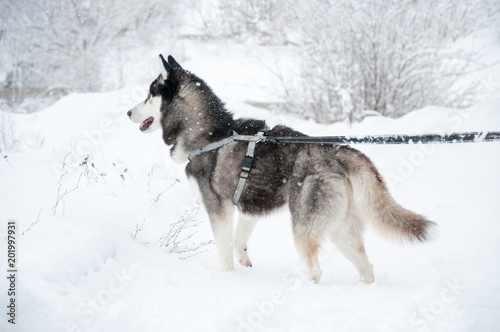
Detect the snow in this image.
<box><xmin>2</xmin><ymin>55</ymin><xmax>500</xmax><ymax>332</ymax></box>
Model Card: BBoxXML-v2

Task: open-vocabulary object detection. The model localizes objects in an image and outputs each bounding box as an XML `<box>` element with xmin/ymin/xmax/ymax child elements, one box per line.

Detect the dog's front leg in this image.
<box><xmin>209</xmin><ymin>202</ymin><xmax>235</xmax><ymax>271</ymax></box>
<box><xmin>235</xmin><ymin>213</ymin><xmax>258</xmax><ymax>267</ymax></box>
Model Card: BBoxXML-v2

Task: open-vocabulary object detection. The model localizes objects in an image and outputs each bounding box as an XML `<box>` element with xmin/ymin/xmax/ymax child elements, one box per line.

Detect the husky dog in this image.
<box><xmin>128</xmin><ymin>55</ymin><xmax>435</xmax><ymax>284</ymax></box>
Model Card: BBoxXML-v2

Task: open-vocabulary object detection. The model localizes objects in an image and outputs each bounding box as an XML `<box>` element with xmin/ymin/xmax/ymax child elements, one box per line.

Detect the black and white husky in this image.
<box><xmin>128</xmin><ymin>55</ymin><xmax>435</xmax><ymax>284</ymax></box>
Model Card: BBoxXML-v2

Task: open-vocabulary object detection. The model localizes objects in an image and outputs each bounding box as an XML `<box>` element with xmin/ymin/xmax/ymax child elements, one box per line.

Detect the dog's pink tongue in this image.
<box><xmin>140</xmin><ymin>117</ymin><xmax>154</xmax><ymax>131</ymax></box>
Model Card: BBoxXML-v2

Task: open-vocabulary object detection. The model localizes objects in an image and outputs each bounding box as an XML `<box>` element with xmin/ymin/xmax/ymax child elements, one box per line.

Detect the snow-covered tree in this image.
<box><xmin>194</xmin><ymin>0</ymin><xmax>499</xmax><ymax>123</ymax></box>
<box><xmin>280</xmin><ymin>0</ymin><xmax>500</xmax><ymax>123</ymax></box>
<box><xmin>0</xmin><ymin>0</ymin><xmax>177</xmax><ymax>111</ymax></box>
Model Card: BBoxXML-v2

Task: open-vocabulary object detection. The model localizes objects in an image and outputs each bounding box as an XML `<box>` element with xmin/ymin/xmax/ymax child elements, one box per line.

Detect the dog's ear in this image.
<box><xmin>167</xmin><ymin>55</ymin><xmax>182</xmax><ymax>70</ymax></box>
<box><xmin>159</xmin><ymin>54</ymin><xmax>173</xmax><ymax>80</ymax></box>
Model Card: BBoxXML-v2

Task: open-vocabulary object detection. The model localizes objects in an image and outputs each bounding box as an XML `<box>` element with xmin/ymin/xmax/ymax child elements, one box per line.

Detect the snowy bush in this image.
<box><xmin>0</xmin><ymin>112</ymin><xmax>19</xmax><ymax>153</ymax></box>
<box><xmin>195</xmin><ymin>0</ymin><xmax>499</xmax><ymax>123</ymax></box>
<box><xmin>284</xmin><ymin>0</ymin><xmax>500</xmax><ymax>123</ymax></box>
<box><xmin>0</xmin><ymin>0</ymin><xmax>178</xmax><ymax>110</ymax></box>
<box><xmin>194</xmin><ymin>0</ymin><xmax>297</xmax><ymax>45</ymax></box>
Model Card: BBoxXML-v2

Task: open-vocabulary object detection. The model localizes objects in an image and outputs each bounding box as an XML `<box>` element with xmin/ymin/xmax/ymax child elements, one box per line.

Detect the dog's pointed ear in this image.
<box><xmin>159</xmin><ymin>54</ymin><xmax>172</xmax><ymax>80</ymax></box>
<box><xmin>167</xmin><ymin>55</ymin><xmax>182</xmax><ymax>70</ymax></box>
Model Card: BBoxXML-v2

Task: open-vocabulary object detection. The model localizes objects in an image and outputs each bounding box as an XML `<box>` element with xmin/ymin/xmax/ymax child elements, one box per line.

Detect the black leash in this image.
<box><xmin>264</xmin><ymin>131</ymin><xmax>500</xmax><ymax>145</ymax></box>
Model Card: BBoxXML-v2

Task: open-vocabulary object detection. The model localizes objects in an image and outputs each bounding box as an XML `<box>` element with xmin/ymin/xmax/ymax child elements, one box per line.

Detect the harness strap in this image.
<box><xmin>232</xmin><ymin>130</ymin><xmax>266</xmax><ymax>205</ymax></box>
<box><xmin>188</xmin><ymin>135</ymin><xmax>236</xmax><ymax>161</ymax></box>
<box><xmin>188</xmin><ymin>132</ymin><xmax>267</xmax><ymax>161</ymax></box>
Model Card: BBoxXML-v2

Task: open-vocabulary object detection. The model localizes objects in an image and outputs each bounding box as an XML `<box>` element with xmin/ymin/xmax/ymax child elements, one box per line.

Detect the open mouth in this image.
<box><xmin>139</xmin><ymin>117</ymin><xmax>154</xmax><ymax>131</ymax></box>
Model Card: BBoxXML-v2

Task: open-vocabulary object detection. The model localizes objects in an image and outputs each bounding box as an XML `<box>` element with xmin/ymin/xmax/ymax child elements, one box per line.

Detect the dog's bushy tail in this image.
<box><xmin>340</xmin><ymin>148</ymin><xmax>436</xmax><ymax>243</ymax></box>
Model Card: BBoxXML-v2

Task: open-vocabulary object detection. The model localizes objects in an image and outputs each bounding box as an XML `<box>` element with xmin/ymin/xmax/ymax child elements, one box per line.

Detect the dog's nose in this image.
<box><xmin>127</xmin><ymin>110</ymin><xmax>132</xmax><ymax>117</ymax></box>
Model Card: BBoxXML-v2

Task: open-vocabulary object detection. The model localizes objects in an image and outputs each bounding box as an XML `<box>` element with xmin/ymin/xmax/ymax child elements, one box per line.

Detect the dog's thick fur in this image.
<box><xmin>128</xmin><ymin>55</ymin><xmax>436</xmax><ymax>284</ymax></box>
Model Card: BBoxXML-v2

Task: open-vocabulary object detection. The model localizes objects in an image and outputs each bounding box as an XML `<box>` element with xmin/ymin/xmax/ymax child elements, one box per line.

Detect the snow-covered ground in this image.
<box><xmin>1</xmin><ymin>45</ymin><xmax>500</xmax><ymax>331</ymax></box>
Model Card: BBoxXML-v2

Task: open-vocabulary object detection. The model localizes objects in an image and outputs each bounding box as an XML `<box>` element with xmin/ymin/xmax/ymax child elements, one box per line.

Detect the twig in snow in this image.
<box><xmin>80</xmin><ymin>156</ymin><xmax>107</xmax><ymax>185</ymax></box>
<box><xmin>131</xmin><ymin>219</ymin><xmax>147</xmax><ymax>240</ymax></box>
<box><xmin>155</xmin><ymin>207</ymin><xmax>215</xmax><ymax>259</ymax></box>
<box><xmin>22</xmin><ymin>207</ymin><xmax>44</xmax><ymax>236</ymax></box>
<box><xmin>3</xmin><ymin>155</ymin><xmax>13</xmax><ymax>167</ymax></box>
<box><xmin>152</xmin><ymin>179</ymin><xmax>180</xmax><ymax>206</ymax></box>
<box><xmin>112</xmin><ymin>162</ymin><xmax>135</xmax><ymax>186</ymax></box>
<box><xmin>52</xmin><ymin>153</ymin><xmax>83</xmax><ymax>216</ymax></box>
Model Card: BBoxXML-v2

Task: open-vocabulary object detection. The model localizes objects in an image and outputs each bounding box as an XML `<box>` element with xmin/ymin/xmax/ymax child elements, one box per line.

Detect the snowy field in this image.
<box><xmin>2</xmin><ymin>43</ymin><xmax>500</xmax><ymax>331</ymax></box>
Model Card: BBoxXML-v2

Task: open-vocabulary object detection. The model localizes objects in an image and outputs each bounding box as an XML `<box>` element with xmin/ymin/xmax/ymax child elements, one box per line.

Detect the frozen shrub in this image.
<box><xmin>197</xmin><ymin>0</ymin><xmax>500</xmax><ymax>123</ymax></box>
<box><xmin>0</xmin><ymin>0</ymin><xmax>177</xmax><ymax>104</ymax></box>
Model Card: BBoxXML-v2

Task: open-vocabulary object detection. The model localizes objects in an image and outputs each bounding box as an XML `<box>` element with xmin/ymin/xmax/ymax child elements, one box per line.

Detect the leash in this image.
<box><xmin>264</xmin><ymin>131</ymin><xmax>500</xmax><ymax>145</ymax></box>
<box><xmin>188</xmin><ymin>130</ymin><xmax>500</xmax><ymax>205</ymax></box>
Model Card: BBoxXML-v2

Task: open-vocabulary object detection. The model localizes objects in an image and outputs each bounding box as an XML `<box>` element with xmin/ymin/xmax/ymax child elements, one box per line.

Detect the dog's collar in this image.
<box><xmin>187</xmin><ymin>131</ymin><xmax>267</xmax><ymax>161</ymax></box>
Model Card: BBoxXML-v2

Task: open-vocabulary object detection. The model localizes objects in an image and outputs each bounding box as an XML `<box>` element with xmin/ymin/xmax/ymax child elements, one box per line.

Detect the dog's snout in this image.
<box><xmin>127</xmin><ymin>110</ymin><xmax>132</xmax><ymax>117</ymax></box>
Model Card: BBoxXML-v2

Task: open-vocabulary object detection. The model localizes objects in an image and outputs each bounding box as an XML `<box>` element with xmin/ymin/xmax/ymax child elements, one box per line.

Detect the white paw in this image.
<box><xmin>236</xmin><ymin>249</ymin><xmax>252</xmax><ymax>267</ymax></box>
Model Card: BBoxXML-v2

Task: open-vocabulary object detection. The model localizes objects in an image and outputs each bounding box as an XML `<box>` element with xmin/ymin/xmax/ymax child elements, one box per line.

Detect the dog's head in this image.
<box><xmin>127</xmin><ymin>55</ymin><xmax>233</xmax><ymax>163</ymax></box>
<box><xmin>127</xmin><ymin>55</ymin><xmax>185</xmax><ymax>136</ymax></box>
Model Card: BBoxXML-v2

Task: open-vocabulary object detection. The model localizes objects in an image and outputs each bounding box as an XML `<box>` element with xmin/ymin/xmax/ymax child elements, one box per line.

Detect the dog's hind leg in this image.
<box><xmin>234</xmin><ymin>213</ymin><xmax>258</xmax><ymax>267</ymax></box>
<box><xmin>289</xmin><ymin>169</ymin><xmax>350</xmax><ymax>284</ymax></box>
<box><xmin>209</xmin><ymin>201</ymin><xmax>235</xmax><ymax>272</ymax></box>
<box><xmin>293</xmin><ymin>228</ymin><xmax>323</xmax><ymax>283</ymax></box>
<box><xmin>329</xmin><ymin>214</ymin><xmax>374</xmax><ymax>284</ymax></box>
